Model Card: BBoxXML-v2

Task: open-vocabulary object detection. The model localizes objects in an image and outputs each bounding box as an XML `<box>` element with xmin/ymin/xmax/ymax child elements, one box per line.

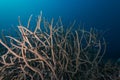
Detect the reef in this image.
<box><xmin>0</xmin><ymin>12</ymin><xmax>119</xmax><ymax>80</ymax></box>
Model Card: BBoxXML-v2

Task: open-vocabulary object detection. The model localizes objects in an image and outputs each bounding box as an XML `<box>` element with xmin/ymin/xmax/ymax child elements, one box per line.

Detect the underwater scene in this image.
<box><xmin>0</xmin><ymin>0</ymin><xmax>120</xmax><ymax>80</ymax></box>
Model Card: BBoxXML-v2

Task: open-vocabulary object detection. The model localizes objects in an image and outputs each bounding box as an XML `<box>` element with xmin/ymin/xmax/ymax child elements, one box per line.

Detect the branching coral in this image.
<box><xmin>0</xmin><ymin>12</ymin><xmax>118</xmax><ymax>80</ymax></box>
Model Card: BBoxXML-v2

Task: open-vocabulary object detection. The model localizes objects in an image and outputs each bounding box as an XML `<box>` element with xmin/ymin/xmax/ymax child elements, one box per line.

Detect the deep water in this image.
<box><xmin>0</xmin><ymin>0</ymin><xmax>120</xmax><ymax>61</ymax></box>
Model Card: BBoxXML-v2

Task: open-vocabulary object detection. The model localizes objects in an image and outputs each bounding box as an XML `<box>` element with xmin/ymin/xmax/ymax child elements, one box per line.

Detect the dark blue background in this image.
<box><xmin>0</xmin><ymin>0</ymin><xmax>120</xmax><ymax>60</ymax></box>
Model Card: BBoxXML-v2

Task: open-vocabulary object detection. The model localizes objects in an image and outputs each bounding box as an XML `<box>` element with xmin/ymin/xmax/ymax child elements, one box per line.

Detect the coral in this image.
<box><xmin>0</xmin><ymin>12</ymin><xmax>119</xmax><ymax>80</ymax></box>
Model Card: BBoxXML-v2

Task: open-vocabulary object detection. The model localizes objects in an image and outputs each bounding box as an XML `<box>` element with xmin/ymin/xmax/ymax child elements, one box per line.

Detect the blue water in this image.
<box><xmin>0</xmin><ymin>0</ymin><xmax>120</xmax><ymax>60</ymax></box>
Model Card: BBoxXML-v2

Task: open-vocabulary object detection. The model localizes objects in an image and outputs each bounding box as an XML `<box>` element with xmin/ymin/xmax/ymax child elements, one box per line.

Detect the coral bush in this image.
<box><xmin>0</xmin><ymin>12</ymin><xmax>119</xmax><ymax>80</ymax></box>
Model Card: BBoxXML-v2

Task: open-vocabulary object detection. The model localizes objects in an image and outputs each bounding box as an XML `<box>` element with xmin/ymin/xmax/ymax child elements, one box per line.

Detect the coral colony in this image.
<box><xmin>0</xmin><ymin>12</ymin><xmax>119</xmax><ymax>80</ymax></box>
